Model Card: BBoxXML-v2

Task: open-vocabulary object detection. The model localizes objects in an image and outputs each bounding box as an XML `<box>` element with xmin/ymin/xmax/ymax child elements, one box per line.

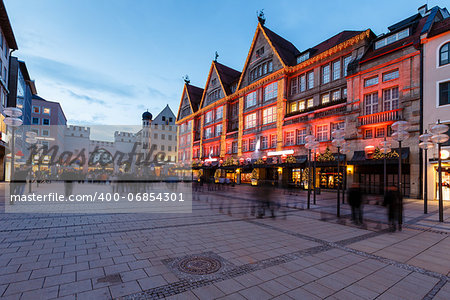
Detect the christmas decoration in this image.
<box><xmin>317</xmin><ymin>147</ymin><xmax>335</xmax><ymax>162</ymax></box>
<box><xmin>372</xmin><ymin>147</ymin><xmax>399</xmax><ymax>159</ymax></box>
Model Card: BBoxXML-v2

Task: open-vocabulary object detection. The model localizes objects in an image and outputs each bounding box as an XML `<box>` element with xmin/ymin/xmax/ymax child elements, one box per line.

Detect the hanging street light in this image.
<box><xmin>419</xmin><ymin>130</ymin><xmax>434</xmax><ymax>214</ymax></box>
<box><xmin>430</xmin><ymin>120</ymin><xmax>449</xmax><ymax>222</ymax></box>
<box><xmin>332</xmin><ymin>129</ymin><xmax>346</xmax><ymax>218</ymax></box>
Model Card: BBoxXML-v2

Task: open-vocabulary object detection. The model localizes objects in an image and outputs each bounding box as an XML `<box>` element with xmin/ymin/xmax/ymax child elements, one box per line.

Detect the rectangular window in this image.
<box><xmin>300</xmin><ymin>75</ymin><xmax>306</xmax><ymax>92</ymax></box>
<box><xmin>343</xmin><ymin>87</ymin><xmax>347</xmax><ymax>98</ymax></box>
<box><xmin>321</xmin><ymin>93</ymin><xmax>330</xmax><ymax>104</ymax></box>
<box><xmin>204</xmin><ymin>127</ymin><xmax>212</xmax><ymax>139</ymax></box>
<box><xmin>331</xmin><ymin>121</ymin><xmax>345</xmax><ymax>132</ymax></box>
<box><xmin>216</xmin><ymin>106</ymin><xmax>223</xmax><ymax>119</ymax></box>
<box><xmin>261</xmin><ymin>136</ymin><xmax>268</xmax><ymax>149</ymax></box>
<box><xmin>383</xmin><ymin>87</ymin><xmax>399</xmax><ymax>111</ymax></box>
<box><xmin>322</xmin><ymin>64</ymin><xmax>330</xmax><ymax>84</ymax></box>
<box><xmin>343</xmin><ymin>55</ymin><xmax>352</xmax><ymax>77</ymax></box>
<box><xmin>290</xmin><ymin>102</ymin><xmax>297</xmax><ymax>113</ymax></box>
<box><xmin>245</xmin><ymin>91</ymin><xmax>257</xmax><ymax>108</ymax></box>
<box><xmin>270</xmin><ymin>134</ymin><xmax>277</xmax><ymax>148</ymax></box>
<box><xmin>43</xmin><ymin>108</ymin><xmax>51</xmax><ymax>115</ymax></box>
<box><xmin>383</xmin><ymin>69</ymin><xmax>399</xmax><ymax>82</ymax></box>
<box><xmin>43</xmin><ymin>118</ymin><xmax>50</xmax><ymax>125</ymax></box>
<box><xmin>307</xmin><ymin>71</ymin><xmax>314</xmax><ymax>89</ymax></box>
<box><xmin>42</xmin><ymin>129</ymin><xmax>49</xmax><ymax>136</ymax></box>
<box><xmin>154</xmin><ymin>133</ymin><xmax>158</xmax><ymax>139</ymax></box>
<box><xmin>439</xmin><ymin>81</ymin><xmax>450</xmax><ymax>106</ymax></box>
<box><xmin>226</xmin><ymin>143</ymin><xmax>232</xmax><ymax>154</ymax></box>
<box><xmin>232</xmin><ymin>141</ymin><xmax>238</xmax><ymax>153</ymax></box>
<box><xmin>298</xmin><ymin>100</ymin><xmax>306</xmax><ymax>111</ymax></box>
<box><xmin>376</xmin><ymin>127</ymin><xmax>385</xmax><ymax>138</ymax></box>
<box><xmin>316</xmin><ymin>125</ymin><xmax>329</xmax><ymax>142</ymax></box>
<box><xmin>168</xmin><ymin>135</ymin><xmax>172</xmax><ymax>141</ymax></box>
<box><xmin>307</xmin><ymin>98</ymin><xmax>314</xmax><ymax>108</ymax></box>
<box><xmin>216</xmin><ymin>124</ymin><xmax>222</xmax><ymax>136</ymax></box>
<box><xmin>364</xmin><ymin>76</ymin><xmax>379</xmax><ymax>87</ymax></box>
<box><xmin>332</xmin><ymin>90</ymin><xmax>341</xmax><ymax>101</ymax></box>
<box><xmin>364</xmin><ymin>92</ymin><xmax>379</xmax><ymax>115</ymax></box>
<box><xmin>296</xmin><ymin>128</ymin><xmax>307</xmax><ymax>145</ymax></box>
<box><xmin>205</xmin><ymin>111</ymin><xmax>213</xmax><ymax>123</ymax></box>
<box><xmin>262</xmin><ymin>106</ymin><xmax>276</xmax><ymax>124</ymax></box>
<box><xmin>244</xmin><ymin>113</ymin><xmax>257</xmax><ymax>129</ymax></box>
<box><xmin>33</xmin><ymin>106</ymin><xmax>40</xmax><ymax>113</ymax></box>
<box><xmin>263</xmin><ymin>82</ymin><xmax>278</xmax><ymax>101</ymax></box>
<box><xmin>375</xmin><ymin>28</ymin><xmax>410</xmax><ymax>49</ymax></box>
<box><xmin>242</xmin><ymin>139</ymin><xmax>248</xmax><ymax>152</ymax></box>
<box><xmin>285</xmin><ymin>131</ymin><xmax>295</xmax><ymax>146</ymax></box>
<box><xmin>332</xmin><ymin>60</ymin><xmax>341</xmax><ymax>80</ymax></box>
<box><xmin>249</xmin><ymin>138</ymin><xmax>256</xmax><ymax>151</ymax></box>
<box><xmin>161</xmin><ymin>134</ymin><xmax>165</xmax><ymax>140</ymax></box>
<box><xmin>168</xmin><ymin>146</ymin><xmax>172</xmax><ymax>151</ymax></box>
<box><xmin>290</xmin><ymin>77</ymin><xmax>298</xmax><ymax>95</ymax></box>
<box><xmin>364</xmin><ymin>129</ymin><xmax>373</xmax><ymax>139</ymax></box>
<box><xmin>161</xmin><ymin>145</ymin><xmax>165</xmax><ymax>151</ymax></box>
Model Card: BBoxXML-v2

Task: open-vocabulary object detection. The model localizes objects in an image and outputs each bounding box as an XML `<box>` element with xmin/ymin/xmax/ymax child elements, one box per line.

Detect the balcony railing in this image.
<box><xmin>358</xmin><ymin>109</ymin><xmax>402</xmax><ymax>126</ymax></box>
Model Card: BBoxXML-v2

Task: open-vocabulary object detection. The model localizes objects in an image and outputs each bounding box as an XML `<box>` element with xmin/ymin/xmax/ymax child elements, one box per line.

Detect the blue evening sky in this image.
<box><xmin>5</xmin><ymin>0</ymin><xmax>438</xmax><ymax>125</ymax></box>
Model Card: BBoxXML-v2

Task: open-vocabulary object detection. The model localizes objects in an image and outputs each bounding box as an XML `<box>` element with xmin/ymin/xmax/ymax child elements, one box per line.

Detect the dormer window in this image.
<box><xmin>297</xmin><ymin>52</ymin><xmax>310</xmax><ymax>63</ymax></box>
<box><xmin>375</xmin><ymin>28</ymin><xmax>410</xmax><ymax>49</ymax></box>
<box><xmin>256</xmin><ymin>47</ymin><xmax>264</xmax><ymax>58</ymax></box>
<box><xmin>207</xmin><ymin>89</ymin><xmax>221</xmax><ymax>105</ymax></box>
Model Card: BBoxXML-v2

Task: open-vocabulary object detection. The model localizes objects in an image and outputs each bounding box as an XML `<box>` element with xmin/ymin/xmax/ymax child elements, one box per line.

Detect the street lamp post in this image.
<box><xmin>332</xmin><ymin>129</ymin><xmax>346</xmax><ymax>218</ymax></box>
<box><xmin>305</xmin><ymin>134</ymin><xmax>319</xmax><ymax>208</ymax></box>
<box><xmin>430</xmin><ymin>120</ymin><xmax>449</xmax><ymax>222</ymax></box>
<box><xmin>392</xmin><ymin>120</ymin><xmax>410</xmax><ymax>231</ymax></box>
<box><xmin>4</xmin><ymin>107</ymin><xmax>23</xmax><ymax>179</ymax></box>
<box><xmin>380</xmin><ymin>138</ymin><xmax>392</xmax><ymax>196</ymax></box>
<box><xmin>419</xmin><ymin>130</ymin><xmax>434</xmax><ymax>214</ymax></box>
<box><xmin>25</xmin><ymin>131</ymin><xmax>38</xmax><ymax>193</ymax></box>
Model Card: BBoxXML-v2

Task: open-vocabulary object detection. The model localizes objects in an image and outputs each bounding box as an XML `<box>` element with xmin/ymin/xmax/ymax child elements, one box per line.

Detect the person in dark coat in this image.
<box><xmin>384</xmin><ymin>186</ymin><xmax>400</xmax><ymax>232</ymax></box>
<box><xmin>348</xmin><ymin>183</ymin><xmax>363</xmax><ymax>225</ymax></box>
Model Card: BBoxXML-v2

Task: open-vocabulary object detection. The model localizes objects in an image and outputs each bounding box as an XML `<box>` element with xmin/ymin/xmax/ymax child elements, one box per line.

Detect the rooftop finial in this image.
<box><xmin>257</xmin><ymin>9</ymin><xmax>265</xmax><ymax>25</ymax></box>
<box><xmin>183</xmin><ymin>75</ymin><xmax>190</xmax><ymax>84</ymax></box>
<box><xmin>214</xmin><ymin>51</ymin><xmax>219</xmax><ymax>62</ymax></box>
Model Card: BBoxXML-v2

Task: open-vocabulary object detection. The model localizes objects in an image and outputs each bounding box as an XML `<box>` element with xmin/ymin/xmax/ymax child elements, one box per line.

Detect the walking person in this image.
<box><xmin>348</xmin><ymin>183</ymin><xmax>363</xmax><ymax>225</ymax></box>
<box><xmin>383</xmin><ymin>186</ymin><xmax>400</xmax><ymax>232</ymax></box>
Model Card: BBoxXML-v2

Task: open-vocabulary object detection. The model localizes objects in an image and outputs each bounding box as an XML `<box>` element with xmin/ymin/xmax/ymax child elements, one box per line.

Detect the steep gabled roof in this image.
<box><xmin>308</xmin><ymin>30</ymin><xmax>365</xmax><ymax>58</ymax></box>
<box><xmin>0</xmin><ymin>0</ymin><xmax>17</xmax><ymax>50</ymax></box>
<box><xmin>361</xmin><ymin>17</ymin><xmax>427</xmax><ymax>63</ymax></box>
<box><xmin>427</xmin><ymin>17</ymin><xmax>450</xmax><ymax>38</ymax></box>
<box><xmin>186</xmin><ymin>84</ymin><xmax>203</xmax><ymax>112</ymax></box>
<box><xmin>260</xmin><ymin>25</ymin><xmax>300</xmax><ymax>66</ymax></box>
<box><xmin>214</xmin><ymin>61</ymin><xmax>241</xmax><ymax>95</ymax></box>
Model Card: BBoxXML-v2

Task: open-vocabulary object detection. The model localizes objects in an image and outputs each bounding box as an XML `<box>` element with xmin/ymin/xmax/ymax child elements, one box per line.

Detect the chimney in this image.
<box><xmin>418</xmin><ymin>4</ymin><xmax>428</xmax><ymax>17</ymax></box>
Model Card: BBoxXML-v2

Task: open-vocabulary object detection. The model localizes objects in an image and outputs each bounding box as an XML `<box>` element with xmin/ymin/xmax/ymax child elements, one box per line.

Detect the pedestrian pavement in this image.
<box><xmin>0</xmin><ymin>182</ymin><xmax>449</xmax><ymax>299</ymax></box>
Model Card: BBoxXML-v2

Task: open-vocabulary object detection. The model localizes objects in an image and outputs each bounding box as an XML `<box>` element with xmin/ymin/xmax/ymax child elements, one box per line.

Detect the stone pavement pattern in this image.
<box><xmin>0</xmin><ymin>182</ymin><xmax>449</xmax><ymax>299</ymax></box>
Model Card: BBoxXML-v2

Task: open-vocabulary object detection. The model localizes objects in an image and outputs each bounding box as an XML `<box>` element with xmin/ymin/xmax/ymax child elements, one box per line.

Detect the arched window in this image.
<box><xmin>440</xmin><ymin>42</ymin><xmax>449</xmax><ymax>66</ymax></box>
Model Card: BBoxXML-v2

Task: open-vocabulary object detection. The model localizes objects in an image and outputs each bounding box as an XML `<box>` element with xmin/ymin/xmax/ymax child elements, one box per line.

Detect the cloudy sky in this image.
<box><xmin>5</xmin><ymin>0</ymin><xmax>437</xmax><ymax>125</ymax></box>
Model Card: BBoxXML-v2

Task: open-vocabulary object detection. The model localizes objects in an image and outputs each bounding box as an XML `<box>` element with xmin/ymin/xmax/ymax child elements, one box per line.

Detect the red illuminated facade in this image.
<box><xmin>176</xmin><ymin>5</ymin><xmax>448</xmax><ymax>197</ymax></box>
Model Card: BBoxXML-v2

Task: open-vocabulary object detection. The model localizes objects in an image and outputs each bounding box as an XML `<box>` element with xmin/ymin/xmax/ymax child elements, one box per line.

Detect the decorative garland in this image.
<box><xmin>316</xmin><ymin>147</ymin><xmax>335</xmax><ymax>162</ymax></box>
<box><xmin>255</xmin><ymin>158</ymin><xmax>265</xmax><ymax>165</ymax></box>
<box><xmin>373</xmin><ymin>147</ymin><xmax>399</xmax><ymax>160</ymax></box>
<box><xmin>286</xmin><ymin>155</ymin><xmax>296</xmax><ymax>164</ymax></box>
<box><xmin>223</xmin><ymin>157</ymin><xmax>238</xmax><ymax>166</ymax></box>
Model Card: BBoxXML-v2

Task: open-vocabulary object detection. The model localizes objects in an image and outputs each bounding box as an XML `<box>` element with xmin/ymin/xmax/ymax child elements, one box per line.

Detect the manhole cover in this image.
<box><xmin>177</xmin><ymin>256</ymin><xmax>222</xmax><ymax>275</ymax></box>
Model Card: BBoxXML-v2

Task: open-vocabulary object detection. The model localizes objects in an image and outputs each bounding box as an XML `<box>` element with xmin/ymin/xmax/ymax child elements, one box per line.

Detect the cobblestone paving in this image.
<box><xmin>0</xmin><ymin>182</ymin><xmax>449</xmax><ymax>299</ymax></box>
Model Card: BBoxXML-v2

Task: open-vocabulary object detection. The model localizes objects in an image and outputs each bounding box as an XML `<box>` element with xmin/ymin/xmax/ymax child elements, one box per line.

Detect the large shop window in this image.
<box><xmin>439</xmin><ymin>81</ymin><xmax>450</xmax><ymax>106</ymax></box>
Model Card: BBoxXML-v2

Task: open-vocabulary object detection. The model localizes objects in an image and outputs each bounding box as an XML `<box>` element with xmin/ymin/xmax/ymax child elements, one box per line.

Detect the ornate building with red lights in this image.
<box><xmin>176</xmin><ymin>5</ymin><xmax>449</xmax><ymax>199</ymax></box>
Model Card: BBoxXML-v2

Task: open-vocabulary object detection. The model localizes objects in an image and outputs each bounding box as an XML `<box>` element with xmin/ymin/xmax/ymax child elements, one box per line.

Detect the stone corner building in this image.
<box><xmin>176</xmin><ymin>5</ymin><xmax>449</xmax><ymax>199</ymax></box>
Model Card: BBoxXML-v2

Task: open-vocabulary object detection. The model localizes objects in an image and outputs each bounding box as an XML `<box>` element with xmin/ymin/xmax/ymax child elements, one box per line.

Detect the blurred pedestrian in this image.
<box><xmin>348</xmin><ymin>183</ymin><xmax>363</xmax><ymax>225</ymax></box>
<box><xmin>383</xmin><ymin>186</ymin><xmax>400</xmax><ymax>232</ymax></box>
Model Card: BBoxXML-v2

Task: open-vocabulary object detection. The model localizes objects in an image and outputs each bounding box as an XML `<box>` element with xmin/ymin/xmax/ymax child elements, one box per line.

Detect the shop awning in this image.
<box><xmin>348</xmin><ymin>147</ymin><xmax>409</xmax><ymax>165</ymax></box>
